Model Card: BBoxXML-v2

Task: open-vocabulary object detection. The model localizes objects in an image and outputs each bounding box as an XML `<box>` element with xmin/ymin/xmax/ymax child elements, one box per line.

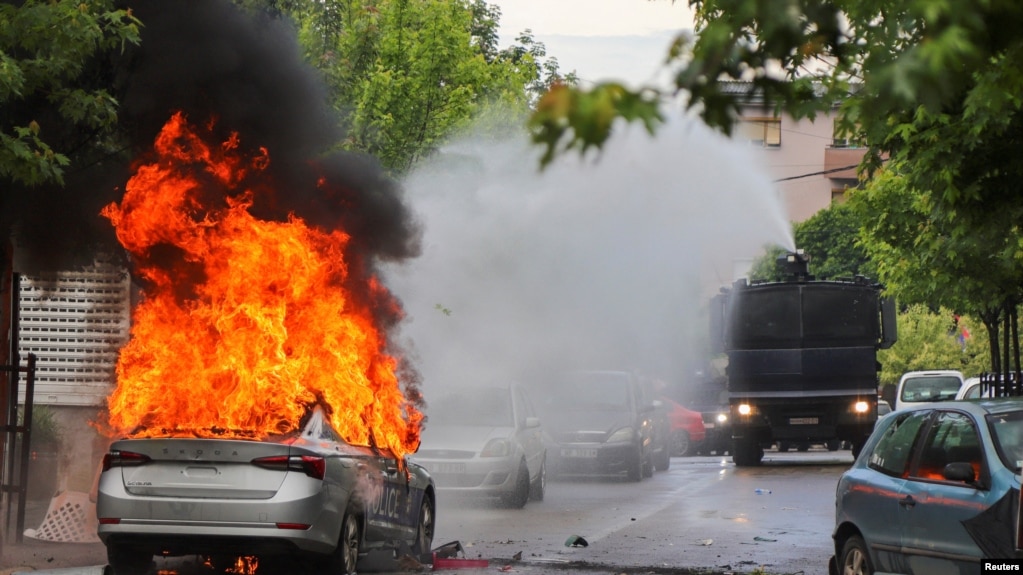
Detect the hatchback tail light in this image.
<box><xmin>102</xmin><ymin>450</ymin><xmax>151</xmax><ymax>472</ymax></box>
<box><xmin>251</xmin><ymin>455</ymin><xmax>326</xmax><ymax>480</ymax></box>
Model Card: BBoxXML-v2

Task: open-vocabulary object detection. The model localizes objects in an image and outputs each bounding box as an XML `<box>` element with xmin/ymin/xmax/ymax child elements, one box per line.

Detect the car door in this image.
<box><xmin>365</xmin><ymin>453</ymin><xmax>415</xmax><ymax>541</ymax></box>
<box><xmin>848</xmin><ymin>409</ymin><xmax>931</xmax><ymax>572</ymax></box>
<box><xmin>898</xmin><ymin>409</ymin><xmax>995</xmax><ymax>575</ymax></box>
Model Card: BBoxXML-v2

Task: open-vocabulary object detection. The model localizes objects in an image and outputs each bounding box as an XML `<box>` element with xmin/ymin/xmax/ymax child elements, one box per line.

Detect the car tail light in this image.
<box><xmin>102</xmin><ymin>450</ymin><xmax>151</xmax><ymax>472</ymax></box>
<box><xmin>251</xmin><ymin>455</ymin><xmax>326</xmax><ymax>480</ymax></box>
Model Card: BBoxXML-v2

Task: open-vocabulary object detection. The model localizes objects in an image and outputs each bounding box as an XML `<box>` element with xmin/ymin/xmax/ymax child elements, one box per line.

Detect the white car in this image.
<box><xmin>894</xmin><ymin>370</ymin><xmax>965</xmax><ymax>411</ymax></box>
<box><xmin>955</xmin><ymin>376</ymin><xmax>997</xmax><ymax>400</ymax></box>
<box><xmin>411</xmin><ymin>383</ymin><xmax>546</xmax><ymax>507</ymax></box>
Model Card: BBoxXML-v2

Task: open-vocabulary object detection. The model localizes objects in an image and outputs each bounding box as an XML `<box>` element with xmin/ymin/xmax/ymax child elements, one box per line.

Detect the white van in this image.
<box><xmin>894</xmin><ymin>370</ymin><xmax>965</xmax><ymax>411</ymax></box>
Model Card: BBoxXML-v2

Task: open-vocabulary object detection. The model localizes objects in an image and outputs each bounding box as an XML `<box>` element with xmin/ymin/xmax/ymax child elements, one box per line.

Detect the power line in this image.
<box><xmin>774</xmin><ymin>163</ymin><xmax>861</xmax><ymax>183</ymax></box>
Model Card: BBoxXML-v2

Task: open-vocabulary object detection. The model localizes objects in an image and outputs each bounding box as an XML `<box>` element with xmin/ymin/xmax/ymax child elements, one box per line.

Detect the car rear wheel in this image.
<box><xmin>529</xmin><ymin>457</ymin><xmax>546</xmax><ymax>501</ymax></box>
<box><xmin>107</xmin><ymin>543</ymin><xmax>153</xmax><ymax>575</ymax></box>
<box><xmin>323</xmin><ymin>511</ymin><xmax>360</xmax><ymax>575</ymax></box>
<box><xmin>839</xmin><ymin>534</ymin><xmax>874</xmax><ymax>575</ymax></box>
<box><xmin>413</xmin><ymin>493</ymin><xmax>435</xmax><ymax>556</ymax></box>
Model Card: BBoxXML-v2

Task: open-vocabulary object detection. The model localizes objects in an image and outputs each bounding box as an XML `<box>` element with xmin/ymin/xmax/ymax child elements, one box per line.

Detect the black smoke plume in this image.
<box><xmin>8</xmin><ymin>0</ymin><xmax>420</xmax><ymax>326</ymax></box>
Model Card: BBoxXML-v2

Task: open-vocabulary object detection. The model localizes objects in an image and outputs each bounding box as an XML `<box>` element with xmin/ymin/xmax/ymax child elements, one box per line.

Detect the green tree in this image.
<box><xmin>877</xmin><ymin>304</ymin><xmax>989</xmax><ymax>388</ymax></box>
<box><xmin>260</xmin><ymin>0</ymin><xmax>570</xmax><ymax>173</ymax></box>
<box><xmin>849</xmin><ymin>166</ymin><xmax>1022</xmax><ymax>373</ymax></box>
<box><xmin>748</xmin><ymin>202</ymin><xmax>876</xmax><ymax>283</ymax></box>
<box><xmin>0</xmin><ymin>1</ymin><xmax>141</xmax><ymax>187</ymax></box>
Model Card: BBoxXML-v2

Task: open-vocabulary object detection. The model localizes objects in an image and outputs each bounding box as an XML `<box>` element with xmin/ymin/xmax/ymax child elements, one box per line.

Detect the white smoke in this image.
<box><xmin>385</xmin><ymin>112</ymin><xmax>792</xmax><ymax>393</ymax></box>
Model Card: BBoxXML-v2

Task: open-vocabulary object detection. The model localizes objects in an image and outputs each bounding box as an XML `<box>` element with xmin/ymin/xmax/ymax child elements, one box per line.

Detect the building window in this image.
<box><xmin>739</xmin><ymin>117</ymin><xmax>781</xmax><ymax>147</ymax></box>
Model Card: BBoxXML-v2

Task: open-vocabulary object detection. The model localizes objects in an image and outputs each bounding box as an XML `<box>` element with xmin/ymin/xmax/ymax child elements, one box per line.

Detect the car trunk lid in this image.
<box><xmin>107</xmin><ymin>437</ymin><xmax>296</xmax><ymax>499</ymax></box>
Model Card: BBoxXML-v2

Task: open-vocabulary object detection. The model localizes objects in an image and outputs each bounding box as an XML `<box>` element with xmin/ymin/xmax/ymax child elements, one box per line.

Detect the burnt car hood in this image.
<box><xmin>543</xmin><ymin>409</ymin><xmax>635</xmax><ymax>439</ymax></box>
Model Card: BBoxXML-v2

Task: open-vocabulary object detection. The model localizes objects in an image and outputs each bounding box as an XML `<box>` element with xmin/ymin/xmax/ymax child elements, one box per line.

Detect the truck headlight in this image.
<box><xmin>737</xmin><ymin>404</ymin><xmax>752</xmax><ymax>416</ymax></box>
<box><xmin>716</xmin><ymin>413</ymin><xmax>728</xmax><ymax>424</ymax></box>
<box><xmin>853</xmin><ymin>401</ymin><xmax>870</xmax><ymax>414</ymax></box>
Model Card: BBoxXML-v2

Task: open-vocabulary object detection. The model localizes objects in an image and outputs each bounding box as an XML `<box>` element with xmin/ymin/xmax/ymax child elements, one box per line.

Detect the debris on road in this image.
<box><xmin>564</xmin><ymin>535</ymin><xmax>588</xmax><ymax>547</ymax></box>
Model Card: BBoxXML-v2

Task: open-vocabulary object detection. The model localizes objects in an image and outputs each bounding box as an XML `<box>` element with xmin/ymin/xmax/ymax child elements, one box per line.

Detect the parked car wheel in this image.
<box><xmin>501</xmin><ymin>461</ymin><xmax>530</xmax><ymax>508</ymax></box>
<box><xmin>627</xmin><ymin>445</ymin><xmax>643</xmax><ymax>482</ymax></box>
<box><xmin>672</xmin><ymin>430</ymin><xmax>692</xmax><ymax>457</ymax></box>
<box><xmin>839</xmin><ymin>534</ymin><xmax>873</xmax><ymax>575</ymax></box>
<box><xmin>326</xmin><ymin>511</ymin><xmax>361</xmax><ymax>575</ymax></box>
<box><xmin>107</xmin><ymin>543</ymin><xmax>153</xmax><ymax>575</ymax></box>
<box><xmin>654</xmin><ymin>440</ymin><xmax>671</xmax><ymax>471</ymax></box>
<box><xmin>642</xmin><ymin>449</ymin><xmax>655</xmax><ymax>478</ymax></box>
<box><xmin>529</xmin><ymin>457</ymin><xmax>546</xmax><ymax>501</ymax></box>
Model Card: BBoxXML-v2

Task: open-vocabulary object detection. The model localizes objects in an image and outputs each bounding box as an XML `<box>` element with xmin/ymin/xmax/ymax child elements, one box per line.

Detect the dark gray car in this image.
<box><xmin>536</xmin><ymin>370</ymin><xmax>670</xmax><ymax>481</ymax></box>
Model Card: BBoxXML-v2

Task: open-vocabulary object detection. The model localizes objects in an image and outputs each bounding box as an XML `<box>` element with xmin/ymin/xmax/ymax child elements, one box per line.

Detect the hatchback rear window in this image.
<box><xmin>900</xmin><ymin>376</ymin><xmax>962</xmax><ymax>403</ymax></box>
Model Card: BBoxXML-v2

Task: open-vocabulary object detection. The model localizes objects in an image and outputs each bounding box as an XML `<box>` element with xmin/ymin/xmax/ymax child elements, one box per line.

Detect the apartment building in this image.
<box><xmin>723</xmin><ymin>81</ymin><xmax>867</xmax><ymax>223</ymax></box>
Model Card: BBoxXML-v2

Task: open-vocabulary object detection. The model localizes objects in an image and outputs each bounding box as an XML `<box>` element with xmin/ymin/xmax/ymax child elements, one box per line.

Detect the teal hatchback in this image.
<box><xmin>830</xmin><ymin>398</ymin><xmax>1023</xmax><ymax>575</ymax></box>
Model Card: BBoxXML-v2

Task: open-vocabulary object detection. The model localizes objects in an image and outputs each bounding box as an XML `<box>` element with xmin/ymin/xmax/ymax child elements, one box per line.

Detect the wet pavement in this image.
<box><xmin>1</xmin><ymin>450</ymin><xmax>849</xmax><ymax>575</ymax></box>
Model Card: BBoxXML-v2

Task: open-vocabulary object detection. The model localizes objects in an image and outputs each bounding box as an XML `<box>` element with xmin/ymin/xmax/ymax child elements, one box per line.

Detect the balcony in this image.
<box><xmin>824</xmin><ymin>146</ymin><xmax>867</xmax><ymax>180</ymax></box>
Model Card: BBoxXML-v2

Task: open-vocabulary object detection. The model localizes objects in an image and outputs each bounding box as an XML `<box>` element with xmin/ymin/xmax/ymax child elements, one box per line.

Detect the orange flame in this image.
<box><xmin>101</xmin><ymin>112</ymin><xmax>421</xmax><ymax>459</ymax></box>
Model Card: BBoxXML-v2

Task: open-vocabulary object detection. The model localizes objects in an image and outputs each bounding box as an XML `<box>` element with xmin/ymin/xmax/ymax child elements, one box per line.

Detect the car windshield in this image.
<box><xmin>428</xmin><ymin>389</ymin><xmax>514</xmax><ymax>427</ymax></box>
<box><xmin>988</xmin><ymin>410</ymin><xmax>1023</xmax><ymax>471</ymax></box>
<box><xmin>901</xmin><ymin>376</ymin><xmax>962</xmax><ymax>403</ymax></box>
<box><xmin>544</xmin><ymin>372</ymin><xmax>632</xmax><ymax>410</ymax></box>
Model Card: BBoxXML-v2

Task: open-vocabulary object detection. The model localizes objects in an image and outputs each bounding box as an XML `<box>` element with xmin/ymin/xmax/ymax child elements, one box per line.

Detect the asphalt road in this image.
<box><xmin>434</xmin><ymin>448</ymin><xmax>851</xmax><ymax>575</ymax></box>
<box><xmin>0</xmin><ymin>449</ymin><xmax>852</xmax><ymax>575</ymax></box>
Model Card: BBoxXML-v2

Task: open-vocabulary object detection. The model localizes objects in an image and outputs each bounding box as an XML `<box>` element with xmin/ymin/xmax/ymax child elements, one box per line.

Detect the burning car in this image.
<box><xmin>411</xmin><ymin>383</ymin><xmax>546</xmax><ymax>507</ymax></box>
<box><xmin>97</xmin><ymin>406</ymin><xmax>435</xmax><ymax>575</ymax></box>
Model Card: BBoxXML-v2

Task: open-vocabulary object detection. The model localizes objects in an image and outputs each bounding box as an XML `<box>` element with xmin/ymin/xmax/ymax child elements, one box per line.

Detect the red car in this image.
<box><xmin>661</xmin><ymin>398</ymin><xmax>706</xmax><ymax>456</ymax></box>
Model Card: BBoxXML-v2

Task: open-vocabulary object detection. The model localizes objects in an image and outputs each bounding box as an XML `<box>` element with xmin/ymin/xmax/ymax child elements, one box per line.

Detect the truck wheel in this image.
<box><xmin>732</xmin><ymin>440</ymin><xmax>763</xmax><ymax>467</ymax></box>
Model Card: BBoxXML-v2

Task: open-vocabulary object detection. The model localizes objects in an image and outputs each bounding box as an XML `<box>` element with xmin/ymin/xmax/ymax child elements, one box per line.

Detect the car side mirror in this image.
<box><xmin>943</xmin><ymin>461</ymin><xmax>976</xmax><ymax>483</ymax></box>
<box><xmin>524</xmin><ymin>416</ymin><xmax>540</xmax><ymax>429</ymax></box>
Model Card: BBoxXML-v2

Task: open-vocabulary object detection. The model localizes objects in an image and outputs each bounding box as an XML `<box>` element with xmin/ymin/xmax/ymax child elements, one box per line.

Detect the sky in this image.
<box><xmin>492</xmin><ymin>0</ymin><xmax>696</xmax><ymax>88</ymax></box>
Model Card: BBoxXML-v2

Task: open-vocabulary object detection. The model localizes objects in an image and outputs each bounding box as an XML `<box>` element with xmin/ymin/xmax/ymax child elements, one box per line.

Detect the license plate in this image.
<box><xmin>561</xmin><ymin>448</ymin><xmax>598</xmax><ymax>458</ymax></box>
<box><xmin>431</xmin><ymin>463</ymin><xmax>466</xmax><ymax>474</ymax></box>
<box><xmin>704</xmin><ymin>423</ymin><xmax>715</xmax><ymax>428</ymax></box>
<box><xmin>789</xmin><ymin>417</ymin><xmax>819</xmax><ymax>425</ymax></box>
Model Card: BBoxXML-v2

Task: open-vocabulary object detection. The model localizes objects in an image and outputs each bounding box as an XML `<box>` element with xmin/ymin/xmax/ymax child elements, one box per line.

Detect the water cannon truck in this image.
<box><xmin>709</xmin><ymin>250</ymin><xmax>898</xmax><ymax>466</ymax></box>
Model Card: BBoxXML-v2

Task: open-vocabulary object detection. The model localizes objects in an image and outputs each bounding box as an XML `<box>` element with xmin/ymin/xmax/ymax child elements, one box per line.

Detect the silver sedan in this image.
<box><xmin>97</xmin><ymin>407</ymin><xmax>435</xmax><ymax>575</ymax></box>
